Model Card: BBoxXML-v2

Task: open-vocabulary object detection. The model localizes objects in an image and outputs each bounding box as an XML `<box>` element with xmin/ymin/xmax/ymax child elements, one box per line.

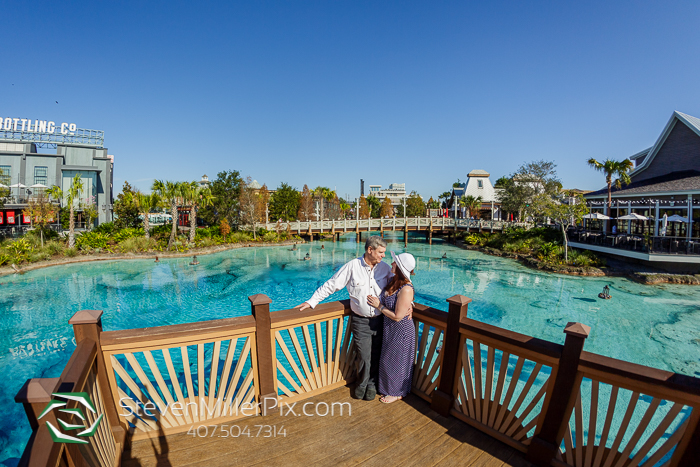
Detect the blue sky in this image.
<box><xmin>2</xmin><ymin>1</ymin><xmax>699</xmax><ymax>201</ymax></box>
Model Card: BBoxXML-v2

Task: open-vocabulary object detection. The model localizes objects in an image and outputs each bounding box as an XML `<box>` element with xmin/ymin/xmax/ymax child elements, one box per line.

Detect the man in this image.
<box><xmin>297</xmin><ymin>236</ymin><xmax>391</xmax><ymax>400</ymax></box>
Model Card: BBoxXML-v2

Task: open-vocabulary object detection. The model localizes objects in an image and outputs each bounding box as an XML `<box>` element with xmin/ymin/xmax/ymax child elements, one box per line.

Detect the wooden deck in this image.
<box><xmin>121</xmin><ymin>386</ymin><xmax>532</xmax><ymax>467</ymax></box>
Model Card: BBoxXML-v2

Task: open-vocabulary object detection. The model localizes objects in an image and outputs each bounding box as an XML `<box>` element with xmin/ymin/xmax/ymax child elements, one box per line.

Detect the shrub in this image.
<box><xmin>75</xmin><ymin>232</ymin><xmax>110</xmax><ymax>251</ymax></box>
<box><xmin>64</xmin><ymin>247</ymin><xmax>78</xmax><ymax>257</ymax></box>
<box><xmin>112</xmin><ymin>228</ymin><xmax>144</xmax><ymax>243</ymax></box>
<box><xmin>118</xmin><ymin>237</ymin><xmax>158</xmax><ymax>253</ymax></box>
<box><xmin>262</xmin><ymin>231</ymin><xmax>278</xmax><ymax>243</ymax></box>
<box><xmin>228</xmin><ymin>232</ymin><xmax>252</xmax><ymax>243</ymax></box>
<box><xmin>220</xmin><ymin>219</ymin><xmax>231</xmax><ymax>237</ymax></box>
<box><xmin>44</xmin><ymin>241</ymin><xmax>64</xmax><ymax>256</ymax></box>
<box><xmin>7</xmin><ymin>238</ymin><xmax>33</xmax><ymax>264</ymax></box>
<box><xmin>0</xmin><ymin>253</ymin><xmax>9</xmax><ymax>266</ymax></box>
<box><xmin>93</xmin><ymin>222</ymin><xmax>117</xmax><ymax>235</ymax></box>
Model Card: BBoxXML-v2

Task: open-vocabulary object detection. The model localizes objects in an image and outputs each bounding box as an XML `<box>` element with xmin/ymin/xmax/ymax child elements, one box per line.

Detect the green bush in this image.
<box><xmin>75</xmin><ymin>232</ymin><xmax>110</xmax><ymax>250</ymax></box>
<box><xmin>64</xmin><ymin>247</ymin><xmax>78</xmax><ymax>257</ymax></box>
<box><xmin>118</xmin><ymin>237</ymin><xmax>158</xmax><ymax>253</ymax></box>
<box><xmin>7</xmin><ymin>238</ymin><xmax>33</xmax><ymax>264</ymax></box>
<box><xmin>44</xmin><ymin>241</ymin><xmax>64</xmax><ymax>256</ymax></box>
<box><xmin>112</xmin><ymin>228</ymin><xmax>144</xmax><ymax>243</ymax></box>
<box><xmin>228</xmin><ymin>232</ymin><xmax>253</xmax><ymax>243</ymax></box>
<box><xmin>93</xmin><ymin>222</ymin><xmax>117</xmax><ymax>235</ymax></box>
<box><xmin>262</xmin><ymin>231</ymin><xmax>278</xmax><ymax>243</ymax></box>
<box><xmin>0</xmin><ymin>253</ymin><xmax>9</xmax><ymax>266</ymax></box>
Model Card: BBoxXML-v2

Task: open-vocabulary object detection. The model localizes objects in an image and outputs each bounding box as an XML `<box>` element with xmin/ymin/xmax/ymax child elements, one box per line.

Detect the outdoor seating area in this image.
<box><xmin>569</xmin><ymin>229</ymin><xmax>700</xmax><ymax>255</ymax></box>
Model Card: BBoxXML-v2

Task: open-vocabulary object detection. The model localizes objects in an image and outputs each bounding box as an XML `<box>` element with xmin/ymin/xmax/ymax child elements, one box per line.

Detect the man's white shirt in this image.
<box><xmin>306</xmin><ymin>256</ymin><xmax>392</xmax><ymax>317</ymax></box>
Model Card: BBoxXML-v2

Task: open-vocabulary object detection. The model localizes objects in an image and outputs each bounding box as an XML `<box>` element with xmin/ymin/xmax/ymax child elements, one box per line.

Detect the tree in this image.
<box><xmin>22</xmin><ymin>194</ymin><xmax>56</xmax><ymax>247</ymax></box>
<box><xmin>152</xmin><ymin>180</ymin><xmax>186</xmax><ymax>250</ymax></box>
<box><xmin>438</xmin><ymin>191</ymin><xmax>451</xmax><ymax>208</ymax></box>
<box><xmin>380</xmin><ymin>196</ymin><xmax>394</xmax><ymax>218</ymax></box>
<box><xmin>494</xmin><ymin>176</ymin><xmax>510</xmax><ymax>188</ymax></box>
<box><xmin>531</xmin><ymin>191</ymin><xmax>589</xmax><ymax>262</ymax></box>
<box><xmin>269</xmin><ymin>183</ymin><xmax>300</xmax><ymax>221</ymax></box>
<box><xmin>199</xmin><ymin>170</ymin><xmax>243</xmax><ymax>228</ymax></box>
<box><xmin>81</xmin><ymin>196</ymin><xmax>98</xmax><ymax>230</ymax></box>
<box><xmin>366</xmin><ymin>195</ymin><xmax>381</xmax><ymax>218</ymax></box>
<box><xmin>256</xmin><ymin>184</ymin><xmax>270</xmax><ymax>223</ymax></box>
<box><xmin>220</xmin><ymin>218</ymin><xmax>231</xmax><ymax>237</ymax></box>
<box><xmin>426</xmin><ymin>197</ymin><xmax>440</xmax><ymax>209</ymax></box>
<box><xmin>134</xmin><ymin>192</ymin><xmax>161</xmax><ymax>239</ymax></box>
<box><xmin>499</xmin><ymin>160</ymin><xmax>561</xmax><ymax>221</ymax></box>
<box><xmin>239</xmin><ymin>177</ymin><xmax>260</xmax><ymax>239</ymax></box>
<box><xmin>452</xmin><ymin>179</ymin><xmax>462</xmax><ymax>188</ymax></box>
<box><xmin>0</xmin><ymin>167</ymin><xmax>9</xmax><ymax>209</ymax></box>
<box><xmin>46</xmin><ymin>173</ymin><xmax>84</xmax><ymax>248</ymax></box>
<box><xmin>182</xmin><ymin>182</ymin><xmax>214</xmax><ymax>243</ymax></box>
<box><xmin>358</xmin><ymin>195</ymin><xmax>370</xmax><ymax>219</ymax></box>
<box><xmin>113</xmin><ymin>181</ymin><xmax>141</xmax><ymax>229</ymax></box>
<box><xmin>461</xmin><ymin>195</ymin><xmax>483</xmax><ymax>218</ymax></box>
<box><xmin>339</xmin><ymin>199</ymin><xmax>350</xmax><ymax>218</ymax></box>
<box><xmin>587</xmin><ymin>158</ymin><xmax>634</xmax><ymax>210</ymax></box>
<box><xmin>311</xmin><ymin>186</ymin><xmax>336</xmax><ymax>221</ymax></box>
<box><xmin>406</xmin><ymin>191</ymin><xmax>425</xmax><ymax>217</ymax></box>
<box><xmin>298</xmin><ymin>185</ymin><xmax>314</xmax><ymax>221</ymax></box>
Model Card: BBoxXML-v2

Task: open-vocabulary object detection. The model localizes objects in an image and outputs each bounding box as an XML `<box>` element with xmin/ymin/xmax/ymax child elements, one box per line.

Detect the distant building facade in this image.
<box><xmin>0</xmin><ymin>119</ymin><xmax>113</xmax><ymax>230</ymax></box>
<box><xmin>368</xmin><ymin>183</ymin><xmax>406</xmax><ymax>208</ymax></box>
<box><xmin>447</xmin><ymin>170</ymin><xmax>502</xmax><ymax>219</ymax></box>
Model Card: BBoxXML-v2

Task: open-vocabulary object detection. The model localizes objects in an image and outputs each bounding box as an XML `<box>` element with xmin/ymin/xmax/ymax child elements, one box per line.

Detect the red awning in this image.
<box><xmin>0</xmin><ymin>212</ymin><xmax>3</xmax><ymax>224</ymax></box>
<box><xmin>7</xmin><ymin>211</ymin><xmax>15</xmax><ymax>224</ymax></box>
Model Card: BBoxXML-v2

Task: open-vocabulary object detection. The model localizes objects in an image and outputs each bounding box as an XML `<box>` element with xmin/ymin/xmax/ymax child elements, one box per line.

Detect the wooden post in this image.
<box><xmin>673</xmin><ymin>411</ymin><xmax>700</xmax><ymax>466</ymax></box>
<box><xmin>15</xmin><ymin>377</ymin><xmax>60</xmax><ymax>431</ymax></box>
<box><xmin>248</xmin><ymin>294</ymin><xmax>277</xmax><ymax>415</ymax></box>
<box><xmin>431</xmin><ymin>295</ymin><xmax>472</xmax><ymax>416</ymax></box>
<box><xmin>69</xmin><ymin>310</ymin><xmax>124</xmax><ymax>435</ymax></box>
<box><xmin>526</xmin><ymin>322</ymin><xmax>591</xmax><ymax>466</ymax></box>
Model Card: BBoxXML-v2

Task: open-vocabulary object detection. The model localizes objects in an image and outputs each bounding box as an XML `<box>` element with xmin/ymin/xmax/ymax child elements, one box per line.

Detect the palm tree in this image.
<box><xmin>460</xmin><ymin>195</ymin><xmax>483</xmax><ymax>219</ymax></box>
<box><xmin>183</xmin><ymin>182</ymin><xmax>214</xmax><ymax>244</ymax></box>
<box><xmin>46</xmin><ymin>173</ymin><xmax>84</xmax><ymax>248</ymax></box>
<box><xmin>152</xmin><ymin>180</ymin><xmax>185</xmax><ymax>250</ymax></box>
<box><xmin>134</xmin><ymin>192</ymin><xmax>161</xmax><ymax>239</ymax></box>
<box><xmin>587</xmin><ymin>158</ymin><xmax>634</xmax><ymax>209</ymax></box>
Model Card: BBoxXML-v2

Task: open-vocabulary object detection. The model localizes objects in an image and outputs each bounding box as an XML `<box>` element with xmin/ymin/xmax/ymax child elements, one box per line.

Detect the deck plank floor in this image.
<box><xmin>121</xmin><ymin>387</ymin><xmax>531</xmax><ymax>467</ymax></box>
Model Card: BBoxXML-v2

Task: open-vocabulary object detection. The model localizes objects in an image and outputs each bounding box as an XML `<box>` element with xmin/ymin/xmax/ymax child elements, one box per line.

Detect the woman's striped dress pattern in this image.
<box><xmin>378</xmin><ymin>284</ymin><xmax>415</xmax><ymax>397</ymax></box>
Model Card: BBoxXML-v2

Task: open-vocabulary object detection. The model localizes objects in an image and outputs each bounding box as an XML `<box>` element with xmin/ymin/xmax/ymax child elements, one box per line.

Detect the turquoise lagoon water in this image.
<box><xmin>1</xmin><ymin>233</ymin><xmax>699</xmax><ymax>465</ymax></box>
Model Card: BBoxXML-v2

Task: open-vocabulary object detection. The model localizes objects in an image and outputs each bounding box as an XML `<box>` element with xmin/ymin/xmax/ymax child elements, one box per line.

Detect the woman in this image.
<box><xmin>367</xmin><ymin>251</ymin><xmax>416</xmax><ymax>404</ymax></box>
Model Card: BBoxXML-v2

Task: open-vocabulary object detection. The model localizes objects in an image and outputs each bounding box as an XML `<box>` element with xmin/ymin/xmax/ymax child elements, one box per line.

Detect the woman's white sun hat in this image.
<box><xmin>391</xmin><ymin>251</ymin><xmax>416</xmax><ymax>282</ymax></box>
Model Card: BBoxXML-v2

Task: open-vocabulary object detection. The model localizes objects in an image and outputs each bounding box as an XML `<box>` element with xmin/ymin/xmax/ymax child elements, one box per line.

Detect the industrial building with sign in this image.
<box><xmin>0</xmin><ymin>118</ymin><xmax>113</xmax><ymax>231</ymax></box>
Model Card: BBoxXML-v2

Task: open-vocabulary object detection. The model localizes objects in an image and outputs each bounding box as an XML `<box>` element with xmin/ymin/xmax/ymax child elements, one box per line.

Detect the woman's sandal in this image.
<box><xmin>379</xmin><ymin>395</ymin><xmax>402</xmax><ymax>404</ymax></box>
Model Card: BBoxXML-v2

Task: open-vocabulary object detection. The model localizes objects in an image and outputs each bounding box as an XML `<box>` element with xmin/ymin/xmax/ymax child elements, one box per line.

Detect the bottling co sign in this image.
<box><xmin>1</xmin><ymin>117</ymin><xmax>78</xmax><ymax>135</ymax></box>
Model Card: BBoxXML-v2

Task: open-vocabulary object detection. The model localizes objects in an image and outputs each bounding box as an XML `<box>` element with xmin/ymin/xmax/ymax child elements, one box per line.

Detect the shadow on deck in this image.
<box><xmin>121</xmin><ymin>386</ymin><xmax>531</xmax><ymax>467</ymax></box>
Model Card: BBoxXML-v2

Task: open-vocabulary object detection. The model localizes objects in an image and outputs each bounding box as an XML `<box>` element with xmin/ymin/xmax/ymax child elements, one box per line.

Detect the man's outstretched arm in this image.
<box><xmin>296</xmin><ymin>262</ymin><xmax>353</xmax><ymax>311</ymax></box>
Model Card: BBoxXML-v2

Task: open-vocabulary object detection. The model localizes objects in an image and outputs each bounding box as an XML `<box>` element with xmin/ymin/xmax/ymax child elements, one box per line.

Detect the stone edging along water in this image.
<box><xmin>457</xmin><ymin>243</ymin><xmax>700</xmax><ymax>285</ymax></box>
<box><xmin>0</xmin><ymin>239</ymin><xmax>304</xmax><ymax>277</ymax></box>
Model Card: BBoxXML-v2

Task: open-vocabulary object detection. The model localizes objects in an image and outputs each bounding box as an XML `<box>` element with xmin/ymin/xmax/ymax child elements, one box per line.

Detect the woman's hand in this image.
<box><xmin>367</xmin><ymin>295</ymin><xmax>380</xmax><ymax>309</ymax></box>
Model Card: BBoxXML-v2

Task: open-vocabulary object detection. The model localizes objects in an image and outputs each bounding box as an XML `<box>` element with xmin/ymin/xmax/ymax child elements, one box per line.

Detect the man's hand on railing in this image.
<box><xmin>296</xmin><ymin>302</ymin><xmax>311</xmax><ymax>311</ymax></box>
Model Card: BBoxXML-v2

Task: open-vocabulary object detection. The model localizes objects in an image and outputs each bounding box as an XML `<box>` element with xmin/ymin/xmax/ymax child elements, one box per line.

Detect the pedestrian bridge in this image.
<box><xmin>249</xmin><ymin>218</ymin><xmax>531</xmax><ymax>243</ymax></box>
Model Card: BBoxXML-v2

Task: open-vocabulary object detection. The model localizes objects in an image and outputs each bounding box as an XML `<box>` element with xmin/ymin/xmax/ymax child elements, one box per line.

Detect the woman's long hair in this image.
<box><xmin>385</xmin><ymin>266</ymin><xmax>411</xmax><ymax>296</ymax></box>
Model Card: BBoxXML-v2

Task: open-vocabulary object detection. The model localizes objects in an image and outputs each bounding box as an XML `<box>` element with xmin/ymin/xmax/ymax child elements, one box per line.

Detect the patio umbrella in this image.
<box><xmin>616</xmin><ymin>213</ymin><xmax>648</xmax><ymax>220</ymax></box>
<box><xmin>30</xmin><ymin>183</ymin><xmax>48</xmax><ymax>189</ymax></box>
<box><xmin>582</xmin><ymin>212</ymin><xmax>611</xmax><ymax>220</ymax></box>
<box><xmin>660</xmin><ymin>213</ymin><xmax>668</xmax><ymax>236</ymax></box>
<box><xmin>9</xmin><ymin>183</ymin><xmax>26</xmax><ymax>188</ymax></box>
<box><xmin>0</xmin><ymin>183</ymin><xmax>7</xmax><ymax>188</ymax></box>
<box><xmin>666</xmin><ymin>214</ymin><xmax>688</xmax><ymax>222</ymax></box>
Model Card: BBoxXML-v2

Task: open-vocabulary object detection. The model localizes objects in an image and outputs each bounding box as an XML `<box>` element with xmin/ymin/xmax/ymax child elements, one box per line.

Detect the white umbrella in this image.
<box><xmin>666</xmin><ymin>214</ymin><xmax>688</xmax><ymax>222</ymax></box>
<box><xmin>9</xmin><ymin>183</ymin><xmax>26</xmax><ymax>188</ymax></box>
<box><xmin>30</xmin><ymin>183</ymin><xmax>48</xmax><ymax>188</ymax></box>
<box><xmin>660</xmin><ymin>213</ymin><xmax>668</xmax><ymax>236</ymax></box>
<box><xmin>583</xmin><ymin>212</ymin><xmax>611</xmax><ymax>220</ymax></box>
<box><xmin>0</xmin><ymin>183</ymin><xmax>7</xmax><ymax>188</ymax></box>
<box><xmin>617</xmin><ymin>213</ymin><xmax>648</xmax><ymax>221</ymax></box>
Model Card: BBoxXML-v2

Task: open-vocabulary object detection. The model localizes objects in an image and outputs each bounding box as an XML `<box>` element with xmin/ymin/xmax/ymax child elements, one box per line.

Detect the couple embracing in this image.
<box><xmin>297</xmin><ymin>236</ymin><xmax>416</xmax><ymax>404</ymax></box>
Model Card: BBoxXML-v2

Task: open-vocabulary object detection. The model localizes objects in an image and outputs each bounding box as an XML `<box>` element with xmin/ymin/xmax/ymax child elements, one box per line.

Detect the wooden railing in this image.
<box><xmin>15</xmin><ymin>295</ymin><xmax>700</xmax><ymax>467</ymax></box>
<box><xmin>246</xmin><ymin>217</ymin><xmax>531</xmax><ymax>233</ymax></box>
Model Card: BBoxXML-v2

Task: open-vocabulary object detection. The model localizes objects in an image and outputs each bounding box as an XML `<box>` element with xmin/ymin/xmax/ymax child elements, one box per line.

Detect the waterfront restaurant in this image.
<box><xmin>574</xmin><ymin>110</ymin><xmax>700</xmax><ymax>265</ymax></box>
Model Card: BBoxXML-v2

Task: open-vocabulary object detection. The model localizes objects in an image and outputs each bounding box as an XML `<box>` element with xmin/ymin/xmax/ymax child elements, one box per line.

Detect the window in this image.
<box><xmin>477</xmin><ymin>180</ymin><xmax>483</xmax><ymax>188</ymax></box>
<box><xmin>34</xmin><ymin>166</ymin><xmax>48</xmax><ymax>186</ymax></box>
<box><xmin>0</xmin><ymin>166</ymin><xmax>10</xmax><ymax>185</ymax></box>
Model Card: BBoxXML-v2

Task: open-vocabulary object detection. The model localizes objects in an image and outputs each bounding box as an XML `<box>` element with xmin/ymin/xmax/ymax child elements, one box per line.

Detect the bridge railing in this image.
<box><xmin>18</xmin><ymin>292</ymin><xmax>697</xmax><ymax>467</ymax></box>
